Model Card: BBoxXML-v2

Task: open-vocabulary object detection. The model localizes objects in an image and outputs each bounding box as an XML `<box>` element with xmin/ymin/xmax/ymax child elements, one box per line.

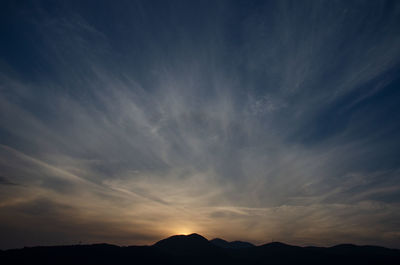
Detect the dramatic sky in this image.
<box><xmin>1</xmin><ymin>0</ymin><xmax>400</xmax><ymax>249</ymax></box>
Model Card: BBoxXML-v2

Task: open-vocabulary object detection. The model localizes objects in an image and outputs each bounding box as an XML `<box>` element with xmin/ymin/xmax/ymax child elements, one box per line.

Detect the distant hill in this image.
<box><xmin>1</xmin><ymin>233</ymin><xmax>400</xmax><ymax>265</ymax></box>
<box><xmin>210</xmin><ymin>238</ymin><xmax>255</xmax><ymax>249</ymax></box>
<box><xmin>154</xmin><ymin>233</ymin><xmax>210</xmax><ymax>250</ymax></box>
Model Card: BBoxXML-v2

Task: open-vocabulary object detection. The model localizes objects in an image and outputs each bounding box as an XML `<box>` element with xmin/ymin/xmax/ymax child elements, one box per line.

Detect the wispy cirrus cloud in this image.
<box><xmin>0</xmin><ymin>0</ymin><xmax>400</xmax><ymax>249</ymax></box>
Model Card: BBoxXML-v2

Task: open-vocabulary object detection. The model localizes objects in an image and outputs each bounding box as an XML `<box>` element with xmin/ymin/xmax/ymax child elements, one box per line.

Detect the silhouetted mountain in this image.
<box><xmin>210</xmin><ymin>238</ymin><xmax>254</xmax><ymax>249</ymax></box>
<box><xmin>154</xmin><ymin>233</ymin><xmax>229</xmax><ymax>264</ymax></box>
<box><xmin>1</xmin><ymin>233</ymin><xmax>400</xmax><ymax>265</ymax></box>
<box><xmin>154</xmin><ymin>233</ymin><xmax>210</xmax><ymax>251</ymax></box>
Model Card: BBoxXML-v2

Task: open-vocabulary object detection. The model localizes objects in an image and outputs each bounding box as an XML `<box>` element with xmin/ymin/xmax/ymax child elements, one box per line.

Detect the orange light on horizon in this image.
<box><xmin>172</xmin><ymin>225</ymin><xmax>194</xmax><ymax>236</ymax></box>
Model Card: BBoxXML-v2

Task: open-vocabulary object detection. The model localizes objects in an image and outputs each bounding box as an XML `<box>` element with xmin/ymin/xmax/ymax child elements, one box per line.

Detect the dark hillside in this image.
<box><xmin>1</xmin><ymin>234</ymin><xmax>400</xmax><ymax>265</ymax></box>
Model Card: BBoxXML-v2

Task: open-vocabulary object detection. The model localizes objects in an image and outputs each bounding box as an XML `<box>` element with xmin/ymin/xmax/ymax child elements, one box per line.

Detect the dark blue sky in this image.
<box><xmin>1</xmin><ymin>0</ymin><xmax>400</xmax><ymax>249</ymax></box>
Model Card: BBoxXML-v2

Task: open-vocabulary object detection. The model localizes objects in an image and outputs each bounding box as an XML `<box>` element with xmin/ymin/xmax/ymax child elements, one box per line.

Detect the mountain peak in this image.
<box><xmin>210</xmin><ymin>238</ymin><xmax>255</xmax><ymax>249</ymax></box>
<box><xmin>210</xmin><ymin>238</ymin><xmax>228</xmax><ymax>243</ymax></box>
<box><xmin>153</xmin><ymin>233</ymin><xmax>210</xmax><ymax>250</ymax></box>
<box><xmin>261</xmin><ymin>242</ymin><xmax>294</xmax><ymax>248</ymax></box>
<box><xmin>186</xmin><ymin>233</ymin><xmax>207</xmax><ymax>240</ymax></box>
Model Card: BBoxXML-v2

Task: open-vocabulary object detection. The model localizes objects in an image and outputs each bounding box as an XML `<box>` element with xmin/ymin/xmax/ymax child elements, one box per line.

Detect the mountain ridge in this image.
<box><xmin>210</xmin><ymin>238</ymin><xmax>255</xmax><ymax>249</ymax></box>
<box><xmin>1</xmin><ymin>233</ymin><xmax>400</xmax><ymax>265</ymax></box>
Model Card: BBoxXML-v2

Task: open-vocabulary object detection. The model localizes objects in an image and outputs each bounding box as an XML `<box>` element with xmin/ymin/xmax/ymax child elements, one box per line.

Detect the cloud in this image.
<box><xmin>0</xmin><ymin>0</ymin><xmax>400</xmax><ymax>249</ymax></box>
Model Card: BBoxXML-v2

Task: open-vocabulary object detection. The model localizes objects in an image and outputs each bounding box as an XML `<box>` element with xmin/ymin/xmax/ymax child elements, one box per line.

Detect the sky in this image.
<box><xmin>1</xmin><ymin>0</ymin><xmax>400</xmax><ymax>250</ymax></box>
